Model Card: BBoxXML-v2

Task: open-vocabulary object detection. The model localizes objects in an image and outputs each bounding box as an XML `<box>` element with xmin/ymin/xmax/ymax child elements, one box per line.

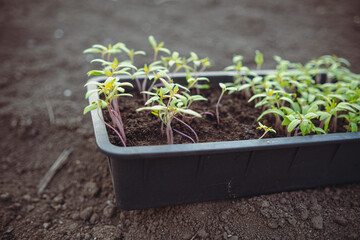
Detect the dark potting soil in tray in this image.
<box><xmin>104</xmin><ymin>88</ymin><xmax>347</xmax><ymax>147</ymax></box>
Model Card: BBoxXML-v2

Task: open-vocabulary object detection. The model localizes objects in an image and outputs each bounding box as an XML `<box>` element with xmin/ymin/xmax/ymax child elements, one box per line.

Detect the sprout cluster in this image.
<box><xmin>84</xmin><ymin>37</ymin><xmax>360</xmax><ymax>147</ymax></box>
<box><xmin>84</xmin><ymin>36</ymin><xmax>211</xmax><ymax>146</ymax></box>
<box><xmin>224</xmin><ymin>54</ymin><xmax>360</xmax><ymax>136</ymax></box>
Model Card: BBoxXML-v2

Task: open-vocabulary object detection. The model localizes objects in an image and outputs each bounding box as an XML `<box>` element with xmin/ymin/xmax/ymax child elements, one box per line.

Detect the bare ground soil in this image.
<box><xmin>1</xmin><ymin>0</ymin><xmax>360</xmax><ymax>239</ymax></box>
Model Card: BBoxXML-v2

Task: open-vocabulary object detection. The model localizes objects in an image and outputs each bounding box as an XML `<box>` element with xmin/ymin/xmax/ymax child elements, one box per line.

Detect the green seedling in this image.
<box><xmin>83</xmin><ymin>42</ymin><xmax>124</xmax><ymax>61</ymax></box>
<box><xmin>255</xmin><ymin>50</ymin><xmax>264</xmax><ymax>70</ymax></box>
<box><xmin>161</xmin><ymin>51</ymin><xmax>190</xmax><ymax>75</ymax></box>
<box><xmin>184</xmin><ymin>52</ymin><xmax>211</xmax><ymax>94</ymax></box>
<box><xmin>273</xmin><ymin>56</ymin><xmax>298</xmax><ymax>72</ymax></box>
<box><xmin>118</xmin><ymin>44</ymin><xmax>146</xmax><ymax>90</ymax></box>
<box><xmin>216</xmin><ymin>83</ymin><xmax>237</xmax><ymax>126</ymax></box>
<box><xmin>133</xmin><ymin>62</ymin><xmax>168</xmax><ymax>101</ymax></box>
<box><xmin>280</xmin><ymin>104</ymin><xmax>325</xmax><ymax>136</ymax></box>
<box><xmin>84</xmin><ymin>77</ymin><xmax>133</xmax><ymax>147</ymax></box>
<box><xmin>136</xmin><ymin>78</ymin><xmax>205</xmax><ymax>144</ymax></box>
<box><xmin>257</xmin><ymin>122</ymin><xmax>276</xmax><ymax>139</ymax></box>
<box><xmin>338</xmin><ymin>112</ymin><xmax>360</xmax><ymax>132</ymax></box>
<box><xmin>87</xmin><ymin>57</ymin><xmax>137</xmax><ymax>77</ymax></box>
<box><xmin>250</xmin><ymin>88</ymin><xmax>296</xmax><ymax>129</ymax></box>
<box><xmin>253</xmin><ymin>54</ymin><xmax>359</xmax><ymax>135</ymax></box>
<box><xmin>185</xmin><ymin>70</ymin><xmax>210</xmax><ymax>91</ymax></box>
<box><xmin>148</xmin><ymin>35</ymin><xmax>171</xmax><ymax>61</ymax></box>
<box><xmin>84</xmin><ymin>37</ymin><xmax>359</xmax><ymax>147</ymax></box>
<box><xmin>187</xmin><ymin>52</ymin><xmax>211</xmax><ymax>73</ymax></box>
<box><xmin>315</xmin><ymin>94</ymin><xmax>357</xmax><ymax>132</ymax></box>
<box><xmin>224</xmin><ymin>55</ymin><xmax>262</xmax><ymax>99</ymax></box>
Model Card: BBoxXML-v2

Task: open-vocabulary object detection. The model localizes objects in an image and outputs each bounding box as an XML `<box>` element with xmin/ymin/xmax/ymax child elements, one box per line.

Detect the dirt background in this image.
<box><xmin>1</xmin><ymin>0</ymin><xmax>360</xmax><ymax>239</ymax></box>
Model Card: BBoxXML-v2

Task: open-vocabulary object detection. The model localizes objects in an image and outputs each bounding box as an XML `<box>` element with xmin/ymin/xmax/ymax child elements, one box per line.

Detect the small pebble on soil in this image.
<box><xmin>311</xmin><ymin>216</ymin><xmax>324</xmax><ymax>230</ymax></box>
<box><xmin>83</xmin><ymin>182</ymin><xmax>100</xmax><ymax>197</ymax></box>
<box><xmin>103</xmin><ymin>205</ymin><xmax>116</xmax><ymax>218</ymax></box>
<box><xmin>80</xmin><ymin>207</ymin><xmax>93</xmax><ymax>221</ymax></box>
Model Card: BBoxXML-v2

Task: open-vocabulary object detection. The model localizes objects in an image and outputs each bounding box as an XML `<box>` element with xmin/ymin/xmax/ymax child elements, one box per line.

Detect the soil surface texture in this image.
<box><xmin>1</xmin><ymin>0</ymin><xmax>360</xmax><ymax>239</ymax></box>
<box><xmin>107</xmin><ymin>88</ymin><xmax>274</xmax><ymax>147</ymax></box>
<box><xmin>106</xmin><ymin>87</ymin><xmax>347</xmax><ymax>147</ymax></box>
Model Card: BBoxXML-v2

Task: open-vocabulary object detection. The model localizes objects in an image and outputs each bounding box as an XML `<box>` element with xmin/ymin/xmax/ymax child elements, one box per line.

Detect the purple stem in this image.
<box><xmin>142</xmin><ymin>76</ymin><xmax>148</xmax><ymax>102</ymax></box>
<box><xmin>132</xmin><ymin>68</ymin><xmax>142</xmax><ymax>92</ymax></box>
<box><xmin>147</xmin><ymin>79</ymin><xmax>157</xmax><ymax>93</ymax></box>
<box><xmin>201</xmin><ymin>112</ymin><xmax>214</xmax><ymax>117</ymax></box>
<box><xmin>112</xmin><ymin>98</ymin><xmax>124</xmax><ymax>125</ymax></box>
<box><xmin>134</xmin><ymin>77</ymin><xmax>141</xmax><ymax>92</ymax></box>
<box><xmin>109</xmin><ymin>109</ymin><xmax>126</xmax><ymax>142</ymax></box>
<box><xmin>109</xmin><ymin>98</ymin><xmax>126</xmax><ymax>142</ymax></box>
<box><xmin>216</xmin><ymin>90</ymin><xmax>225</xmax><ymax>126</ymax></box>
<box><xmin>174</xmin><ymin>116</ymin><xmax>199</xmax><ymax>143</ymax></box>
<box><xmin>103</xmin><ymin>121</ymin><xmax>127</xmax><ymax>147</ymax></box>
<box><xmin>166</xmin><ymin>121</ymin><xmax>174</xmax><ymax>144</ymax></box>
<box><xmin>97</xmin><ymin>110</ymin><xmax>126</xmax><ymax>147</ymax></box>
<box><xmin>173</xmin><ymin>129</ymin><xmax>195</xmax><ymax>143</ymax></box>
<box><xmin>153</xmin><ymin>82</ymin><xmax>166</xmax><ymax>88</ymax></box>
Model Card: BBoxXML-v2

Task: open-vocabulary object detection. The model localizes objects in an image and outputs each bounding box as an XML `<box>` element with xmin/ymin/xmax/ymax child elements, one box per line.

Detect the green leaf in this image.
<box><xmin>350</xmin><ymin>122</ymin><xmax>358</xmax><ymax>132</ymax></box>
<box><xmin>304</xmin><ymin>112</ymin><xmax>318</xmax><ymax>120</ymax></box>
<box><xmin>299</xmin><ymin>122</ymin><xmax>309</xmax><ymax>135</ymax></box>
<box><xmin>191</xmin><ymin>95</ymin><xmax>208</xmax><ymax>101</ymax></box>
<box><xmin>324</xmin><ymin>117</ymin><xmax>331</xmax><ymax>132</ymax></box>
<box><xmin>87</xmin><ymin>70</ymin><xmax>105</xmax><ymax>76</ymax></box>
<box><xmin>237</xmin><ymin>84</ymin><xmax>251</xmax><ymax>91</ymax></box>
<box><xmin>313</xmin><ymin>127</ymin><xmax>326</xmax><ymax>135</ymax></box>
<box><xmin>255</xmin><ymin>100</ymin><xmax>269</xmax><ymax>108</ymax></box>
<box><xmin>224</xmin><ymin>66</ymin><xmax>235</xmax><ymax>71</ymax></box>
<box><xmin>118</xmin><ymin>82</ymin><xmax>133</xmax><ymax>88</ymax></box>
<box><xmin>149</xmin><ymin>35</ymin><xmax>157</xmax><ymax>48</ymax></box>
<box><xmin>280</xmin><ymin>106</ymin><xmax>295</xmax><ymax>115</ymax></box>
<box><xmin>160</xmin><ymin>78</ymin><xmax>172</xmax><ymax>91</ymax></box>
<box><xmin>83</xmin><ymin>48</ymin><xmax>102</xmax><ymax>54</ymax></box>
<box><xmin>83</xmin><ymin>104</ymin><xmax>99</xmax><ymax>115</ymax></box>
<box><xmin>351</xmin><ymin>103</ymin><xmax>360</xmax><ymax>111</ymax></box>
<box><xmin>248</xmin><ymin>93</ymin><xmax>266</xmax><ymax>103</ymax></box>
<box><xmin>327</xmin><ymin>94</ymin><xmax>346</xmax><ymax>101</ymax></box>
<box><xmin>187</xmin><ymin>77</ymin><xmax>195</xmax><ymax>83</ymax></box>
<box><xmin>292</xmin><ymin>102</ymin><xmax>301</xmax><ymax>113</ymax></box>
<box><xmin>136</xmin><ymin>105</ymin><xmax>166</xmax><ymax>112</ymax></box>
<box><xmin>84</xmin><ymin>81</ymin><xmax>102</xmax><ymax>87</ymax></box>
<box><xmin>257</xmin><ymin>108</ymin><xmax>284</xmax><ymax>121</ymax></box>
<box><xmin>190</xmin><ymin>52</ymin><xmax>198</xmax><ymax>60</ymax></box>
<box><xmin>134</xmin><ymin>50</ymin><xmax>146</xmax><ymax>55</ymax></box>
<box><xmin>280</xmin><ymin>96</ymin><xmax>295</xmax><ymax>107</ymax></box>
<box><xmin>178</xmin><ymin>109</ymin><xmax>202</xmax><ymax>118</ymax></box>
<box><xmin>145</xmin><ymin>96</ymin><xmax>160</xmax><ymax>105</ymax></box>
<box><xmin>85</xmin><ymin>89</ymin><xmax>100</xmax><ymax>99</ymax></box>
<box><xmin>113</xmin><ymin>70</ymin><xmax>132</xmax><ymax>76</ymax></box>
<box><xmin>140</xmin><ymin>91</ymin><xmax>157</xmax><ymax>96</ymax></box>
<box><xmin>255</xmin><ymin>50</ymin><xmax>263</xmax><ymax>67</ymax></box>
<box><xmin>307</xmin><ymin>103</ymin><xmax>319</xmax><ymax>113</ymax></box>
<box><xmin>159</xmin><ymin>48</ymin><xmax>171</xmax><ymax>55</ymax></box>
<box><xmin>115</xmin><ymin>64</ymin><xmax>136</xmax><ymax>71</ymax></box>
<box><xmin>116</xmin><ymin>93</ymin><xmax>133</xmax><ymax>98</ymax></box>
<box><xmin>288</xmin><ymin>119</ymin><xmax>301</xmax><ymax>133</ymax></box>
<box><xmin>196</xmin><ymin>77</ymin><xmax>210</xmax><ymax>82</ymax></box>
<box><xmin>316</xmin><ymin>111</ymin><xmax>331</xmax><ymax>121</ymax></box>
<box><xmin>282</xmin><ymin>116</ymin><xmax>291</xmax><ymax>126</ymax></box>
<box><xmin>132</xmin><ymin>71</ymin><xmax>146</xmax><ymax>78</ymax></box>
<box><xmin>91</xmin><ymin>59</ymin><xmax>111</xmax><ymax>65</ymax></box>
<box><xmin>196</xmin><ymin>84</ymin><xmax>210</xmax><ymax>89</ymax></box>
<box><xmin>269</xmin><ymin>128</ymin><xmax>276</xmax><ymax>133</ymax></box>
<box><xmin>336</xmin><ymin>102</ymin><xmax>356</xmax><ymax>112</ymax></box>
<box><xmin>92</xmin><ymin>44</ymin><xmax>107</xmax><ymax>50</ymax></box>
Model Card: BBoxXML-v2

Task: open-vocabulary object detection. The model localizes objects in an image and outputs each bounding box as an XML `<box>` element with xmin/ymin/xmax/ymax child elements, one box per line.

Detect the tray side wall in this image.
<box><xmin>109</xmin><ymin>140</ymin><xmax>360</xmax><ymax>210</ymax></box>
